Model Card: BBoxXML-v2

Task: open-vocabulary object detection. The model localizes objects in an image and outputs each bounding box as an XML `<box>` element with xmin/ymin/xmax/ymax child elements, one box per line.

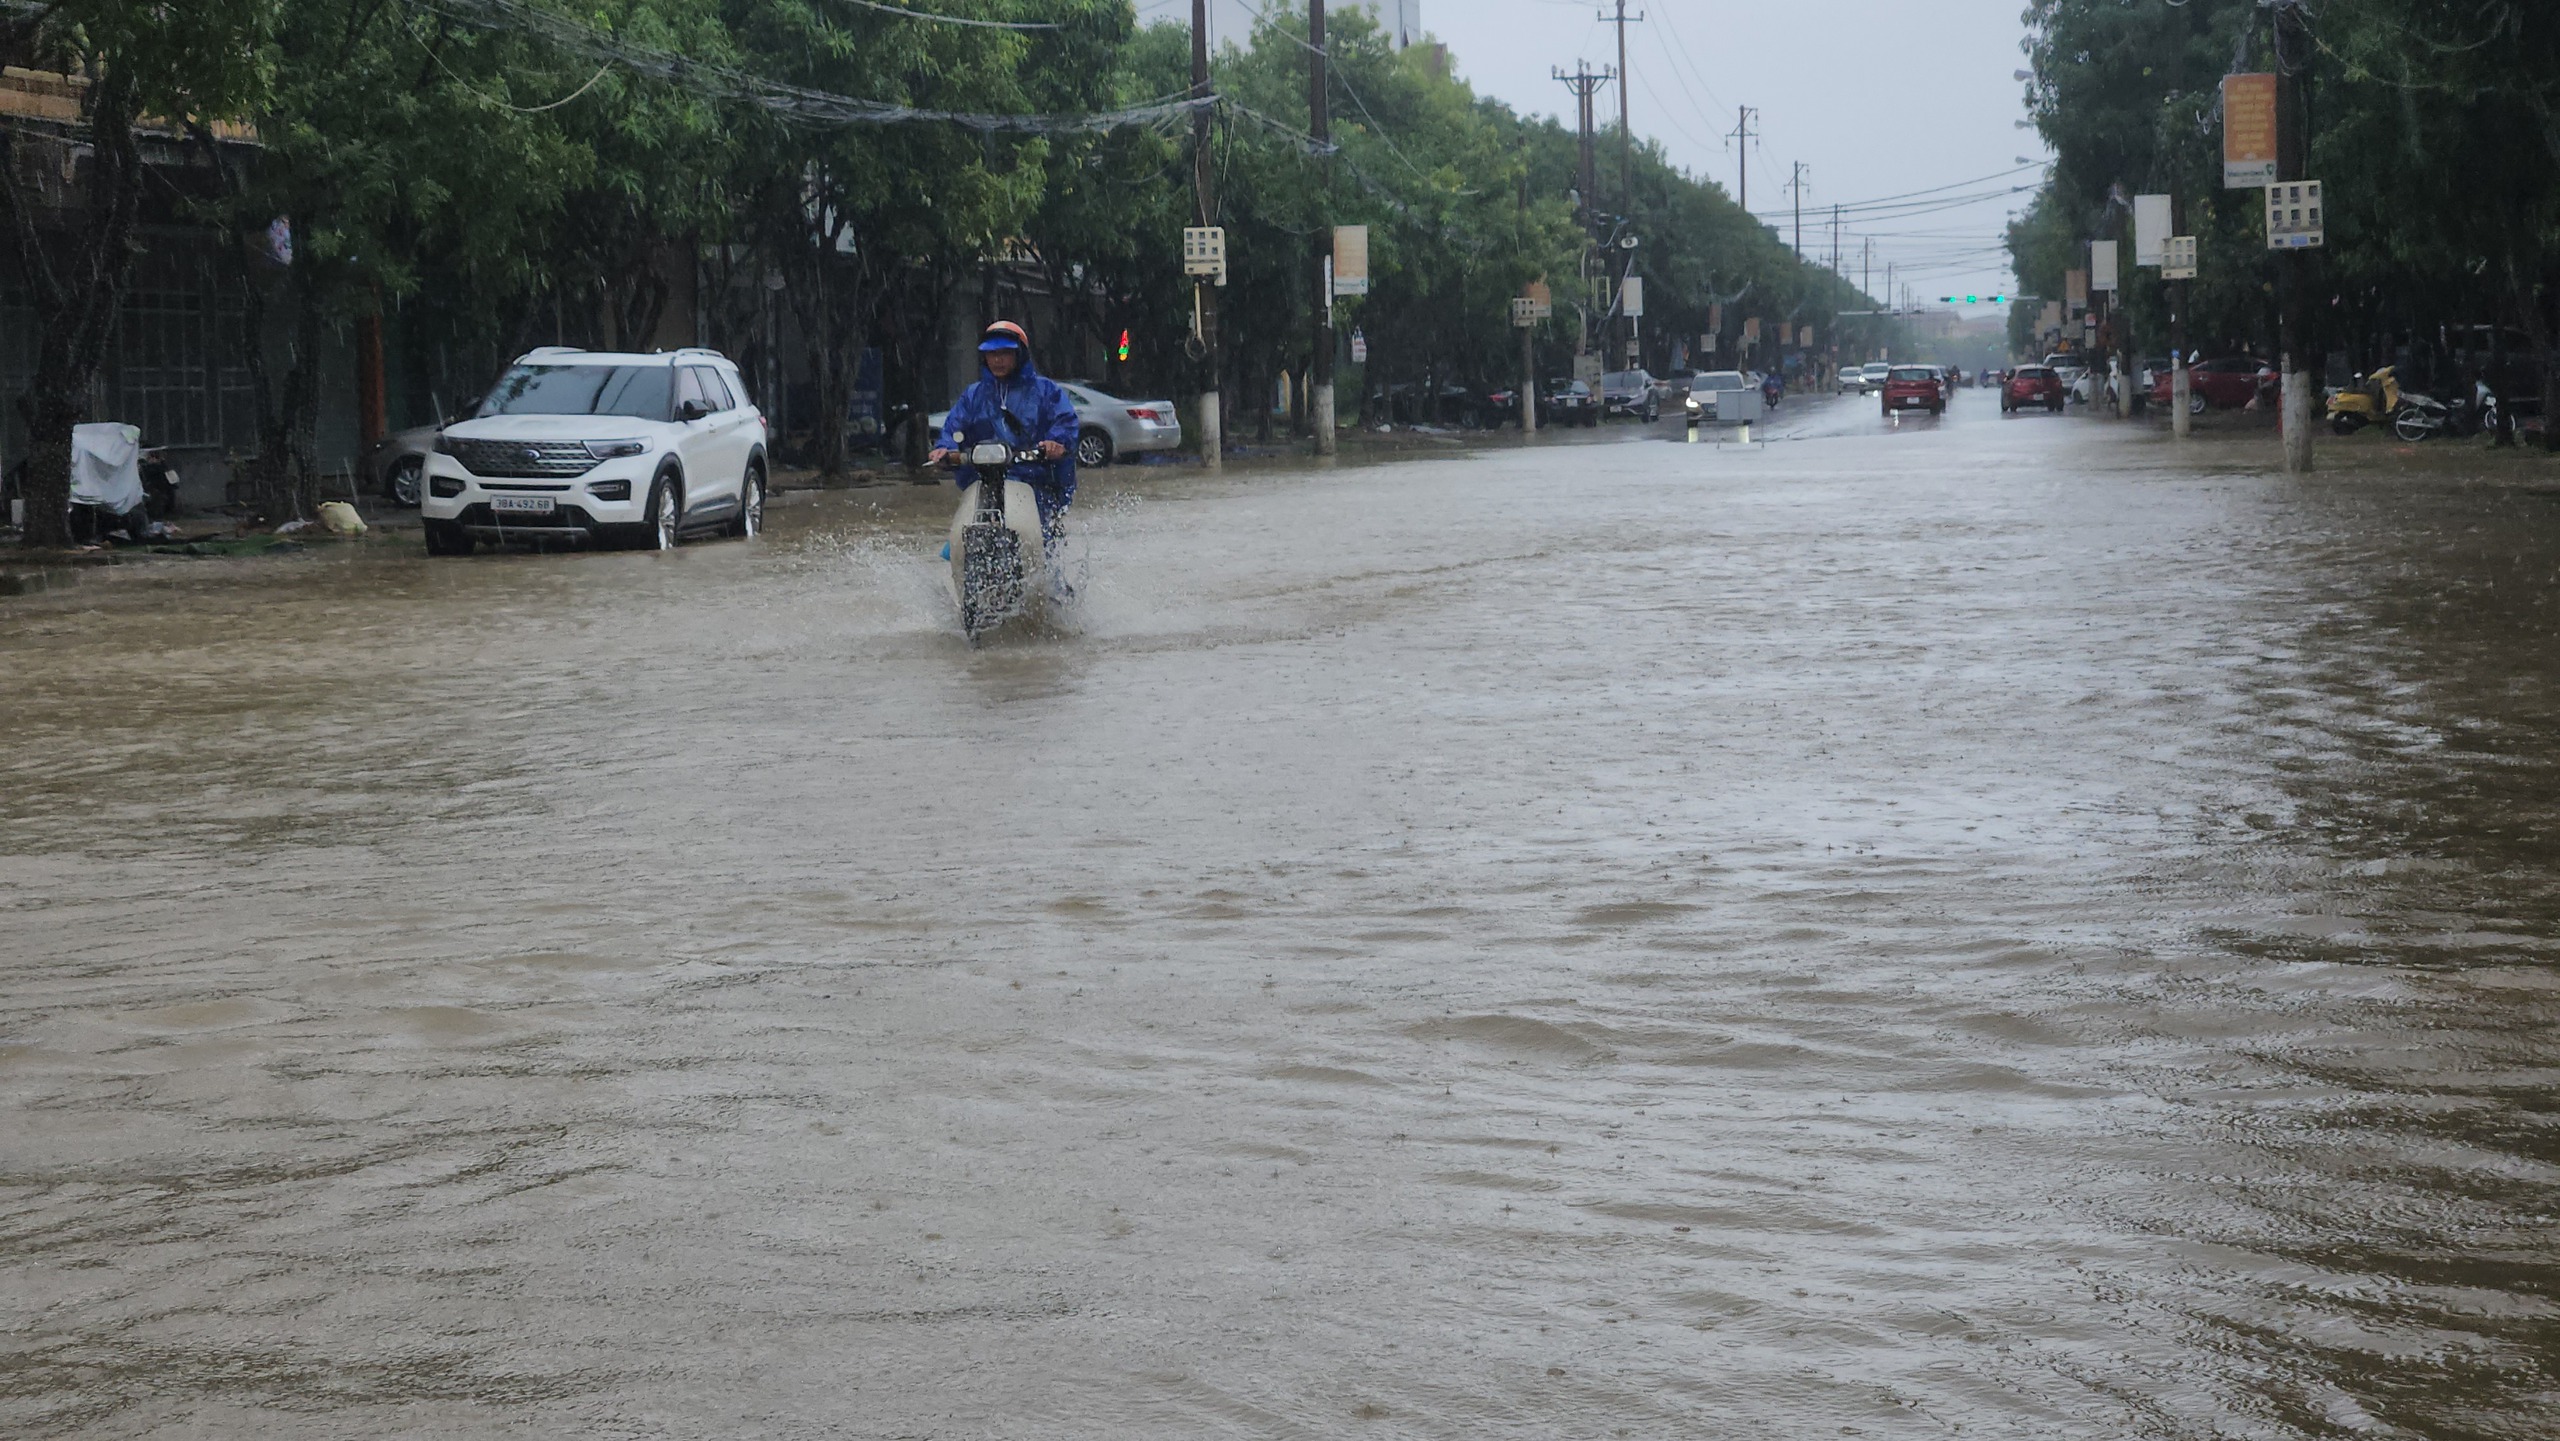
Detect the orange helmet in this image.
<box><xmin>978</xmin><ymin>320</ymin><xmax>1030</xmax><ymax>354</ymax></box>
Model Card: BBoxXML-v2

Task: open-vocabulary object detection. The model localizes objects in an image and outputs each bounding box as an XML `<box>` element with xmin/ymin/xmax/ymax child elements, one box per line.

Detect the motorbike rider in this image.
<box><xmin>929</xmin><ymin>320</ymin><xmax>1081</xmax><ymax>540</ymax></box>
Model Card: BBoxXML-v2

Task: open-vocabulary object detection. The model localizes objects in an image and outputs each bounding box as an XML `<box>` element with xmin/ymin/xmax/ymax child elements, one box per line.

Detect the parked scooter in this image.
<box><xmin>2391</xmin><ymin>378</ymin><xmax>2497</xmax><ymax>442</ymax></box>
<box><xmin>939</xmin><ymin>438</ymin><xmax>1053</xmax><ymax>645</ymax></box>
<box><xmin>2327</xmin><ymin>366</ymin><xmax>2401</xmax><ymax>434</ymax></box>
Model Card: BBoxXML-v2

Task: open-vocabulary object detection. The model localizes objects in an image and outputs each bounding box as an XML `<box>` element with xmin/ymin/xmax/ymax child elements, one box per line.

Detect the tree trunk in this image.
<box><xmin>3</xmin><ymin>71</ymin><xmax>145</xmax><ymax>548</ymax></box>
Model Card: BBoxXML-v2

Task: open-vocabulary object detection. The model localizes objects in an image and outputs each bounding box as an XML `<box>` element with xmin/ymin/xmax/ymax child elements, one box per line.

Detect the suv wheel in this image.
<box><xmin>733</xmin><ymin>462</ymin><xmax>765</xmax><ymax>538</ymax></box>
<box><xmin>387</xmin><ymin>456</ymin><xmax>423</xmax><ymax>507</ymax></box>
<box><xmin>1077</xmin><ymin>428</ymin><xmax>1113</xmax><ymax>468</ymax></box>
<box><xmin>649</xmin><ymin>473</ymin><xmax>683</xmax><ymax>551</ymax></box>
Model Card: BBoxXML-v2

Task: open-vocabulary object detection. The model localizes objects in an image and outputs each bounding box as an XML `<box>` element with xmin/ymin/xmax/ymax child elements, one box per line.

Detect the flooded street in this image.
<box><xmin>5</xmin><ymin>393</ymin><xmax>2558</xmax><ymax>1437</ymax></box>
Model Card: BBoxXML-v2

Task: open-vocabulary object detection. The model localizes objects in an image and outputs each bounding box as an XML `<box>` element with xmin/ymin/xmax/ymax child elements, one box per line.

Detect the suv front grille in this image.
<box><xmin>450</xmin><ymin>439</ymin><xmax>600</xmax><ymax>479</ymax></box>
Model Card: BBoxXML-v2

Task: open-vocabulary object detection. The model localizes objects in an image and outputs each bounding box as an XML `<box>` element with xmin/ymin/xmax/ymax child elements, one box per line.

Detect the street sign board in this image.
<box><xmin>1350</xmin><ymin>328</ymin><xmax>1368</xmax><ymax>364</ymax></box>
<box><xmin>1743</xmin><ymin>316</ymin><xmax>1761</xmax><ymax>344</ymax></box>
<box><xmin>2265</xmin><ymin>180</ymin><xmax>2323</xmax><ymax>249</ymax></box>
<box><xmin>1183</xmin><ymin>226</ymin><xmax>1227</xmax><ymax>281</ymax></box>
<box><xmin>1510</xmin><ymin>297</ymin><xmax>1539</xmax><ymax>328</ymax></box>
<box><xmin>2223</xmin><ymin>74</ymin><xmax>2278</xmax><ymax>188</ymax></box>
<box><xmin>2090</xmin><ymin>240</ymin><xmax>2119</xmax><ymax>293</ymax></box>
<box><xmin>2134</xmin><ymin>194</ymin><xmax>2172</xmax><ymax>266</ymax></box>
<box><xmin>2040</xmin><ymin>300</ymin><xmax>2064</xmax><ymax>335</ymax></box>
<box><xmin>2163</xmin><ymin>235</ymin><xmax>2198</xmax><ymax>280</ymax></box>
<box><xmin>2065</xmin><ymin>268</ymin><xmax>2087</xmax><ymax>309</ymax></box>
<box><xmin>1700</xmin><ymin>332</ymin><xmax>1717</xmax><ymax>355</ymax></box>
<box><xmin>1619</xmin><ymin>276</ymin><xmax>1644</xmax><ymax>319</ymax></box>
<box><xmin>1332</xmin><ymin>225</ymin><xmax>1369</xmax><ymax>296</ymax></box>
<box><xmin>1526</xmin><ymin>279</ymin><xmax>1552</xmax><ymax>315</ymax></box>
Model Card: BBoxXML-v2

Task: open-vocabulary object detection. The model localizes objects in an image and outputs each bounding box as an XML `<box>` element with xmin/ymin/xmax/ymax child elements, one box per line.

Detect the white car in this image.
<box><xmin>420</xmin><ymin>347</ymin><xmax>769</xmax><ymax>555</ymax></box>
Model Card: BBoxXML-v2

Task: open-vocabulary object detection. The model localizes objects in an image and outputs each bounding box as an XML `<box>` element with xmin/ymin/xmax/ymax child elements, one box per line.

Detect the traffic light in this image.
<box><xmin>1116</xmin><ymin>328</ymin><xmax>1131</xmax><ymax>363</ymax></box>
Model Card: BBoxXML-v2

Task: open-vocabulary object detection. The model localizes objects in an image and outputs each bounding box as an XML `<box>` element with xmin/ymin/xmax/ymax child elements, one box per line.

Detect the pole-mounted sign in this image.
<box><xmin>2223</xmin><ymin>74</ymin><xmax>2279</xmax><ymax>188</ymax></box>
<box><xmin>2133</xmin><ymin>195</ymin><xmax>2172</xmax><ymax>267</ymax></box>
<box><xmin>1183</xmin><ymin>226</ymin><xmax>1228</xmax><ymax>285</ymax></box>
<box><xmin>1331</xmin><ymin>225</ymin><xmax>1369</xmax><ymax>297</ymax></box>
<box><xmin>2265</xmin><ymin>181</ymin><xmax>2323</xmax><ymax>249</ymax></box>
<box><xmin>2163</xmin><ymin>236</ymin><xmax>2198</xmax><ymax>280</ymax></box>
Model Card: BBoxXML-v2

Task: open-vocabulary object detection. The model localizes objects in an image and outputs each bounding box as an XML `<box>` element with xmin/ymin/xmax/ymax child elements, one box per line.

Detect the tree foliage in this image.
<box><xmin>6</xmin><ymin>0</ymin><xmax>1870</xmax><ymax>537</ymax></box>
<box><xmin>2012</xmin><ymin>0</ymin><xmax>2560</xmax><ymax>437</ymax></box>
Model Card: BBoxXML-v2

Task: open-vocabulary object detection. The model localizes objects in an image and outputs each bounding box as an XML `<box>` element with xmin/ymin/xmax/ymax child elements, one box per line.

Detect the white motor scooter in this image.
<box><xmin>943</xmin><ymin>439</ymin><xmax>1052</xmax><ymax>645</ymax></box>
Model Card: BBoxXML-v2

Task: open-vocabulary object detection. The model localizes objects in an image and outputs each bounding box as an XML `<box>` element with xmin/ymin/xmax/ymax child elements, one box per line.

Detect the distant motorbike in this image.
<box><xmin>2391</xmin><ymin>378</ymin><xmax>2497</xmax><ymax>443</ymax></box>
<box><xmin>1760</xmin><ymin>374</ymin><xmax>1784</xmax><ymax>410</ymax></box>
<box><xmin>2327</xmin><ymin>366</ymin><xmax>2402</xmax><ymax>434</ymax></box>
<box><xmin>939</xmin><ymin>438</ymin><xmax>1054</xmax><ymax>646</ymax></box>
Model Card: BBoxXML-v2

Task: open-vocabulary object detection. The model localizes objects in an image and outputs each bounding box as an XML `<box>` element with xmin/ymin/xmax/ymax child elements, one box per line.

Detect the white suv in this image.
<box><xmin>421</xmin><ymin>347</ymin><xmax>768</xmax><ymax>555</ymax></box>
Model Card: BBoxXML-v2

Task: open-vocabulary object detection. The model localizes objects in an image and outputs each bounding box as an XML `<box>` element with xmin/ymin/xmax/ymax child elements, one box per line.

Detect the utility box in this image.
<box><xmin>2266</xmin><ymin>181</ymin><xmax>2323</xmax><ymax>249</ymax></box>
<box><xmin>1182</xmin><ymin>226</ymin><xmax>1228</xmax><ymax>282</ymax></box>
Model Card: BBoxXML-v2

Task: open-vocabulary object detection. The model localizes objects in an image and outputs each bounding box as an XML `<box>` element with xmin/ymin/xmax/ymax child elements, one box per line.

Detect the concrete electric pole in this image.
<box><xmin>1192</xmin><ymin>0</ymin><xmax>1222</xmax><ymax>470</ymax></box>
<box><xmin>1553</xmin><ymin>62</ymin><xmax>1614</xmax><ymax>361</ymax></box>
<box><xmin>1309</xmin><ymin>0</ymin><xmax>1335</xmax><ymax>455</ymax></box>
<box><xmin>1729</xmin><ymin>105</ymin><xmax>1757</xmax><ymax>212</ymax></box>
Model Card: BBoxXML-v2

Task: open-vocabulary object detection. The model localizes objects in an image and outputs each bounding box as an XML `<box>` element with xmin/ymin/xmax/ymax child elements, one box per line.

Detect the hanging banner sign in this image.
<box><xmin>2065</xmin><ymin>268</ymin><xmax>2088</xmax><ymax>309</ymax></box>
<box><xmin>2090</xmin><ymin>240</ymin><xmax>2120</xmax><ymax>293</ymax></box>
<box><xmin>1349</xmin><ymin>328</ymin><xmax>1368</xmax><ymax>364</ymax></box>
<box><xmin>2223</xmin><ymin>74</ymin><xmax>2279</xmax><ymax>188</ymax></box>
<box><xmin>1619</xmin><ymin>276</ymin><xmax>1644</xmax><ymax>319</ymax></box>
<box><xmin>1525</xmin><ymin>279</ymin><xmax>1553</xmax><ymax>317</ymax></box>
<box><xmin>2133</xmin><ymin>194</ymin><xmax>2172</xmax><ymax>266</ymax></box>
<box><xmin>1332</xmin><ymin>225</ymin><xmax>1369</xmax><ymax>296</ymax></box>
<box><xmin>1743</xmin><ymin>316</ymin><xmax>1762</xmax><ymax>343</ymax></box>
<box><xmin>2163</xmin><ymin>235</ymin><xmax>2198</xmax><ymax>281</ymax></box>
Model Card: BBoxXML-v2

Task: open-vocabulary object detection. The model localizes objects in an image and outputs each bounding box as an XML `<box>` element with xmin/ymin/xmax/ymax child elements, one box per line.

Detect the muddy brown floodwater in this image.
<box><xmin>4</xmin><ymin>392</ymin><xmax>2559</xmax><ymax>1438</ymax></box>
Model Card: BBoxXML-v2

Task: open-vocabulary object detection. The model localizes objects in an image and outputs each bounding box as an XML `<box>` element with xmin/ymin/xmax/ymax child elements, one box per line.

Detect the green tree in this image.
<box><xmin>2</xmin><ymin>0</ymin><xmax>272</xmax><ymax>547</ymax></box>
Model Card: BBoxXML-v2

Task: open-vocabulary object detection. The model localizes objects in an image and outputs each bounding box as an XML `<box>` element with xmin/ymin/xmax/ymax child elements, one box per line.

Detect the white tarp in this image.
<box><xmin>70</xmin><ymin>423</ymin><xmax>145</xmax><ymax>513</ymax></box>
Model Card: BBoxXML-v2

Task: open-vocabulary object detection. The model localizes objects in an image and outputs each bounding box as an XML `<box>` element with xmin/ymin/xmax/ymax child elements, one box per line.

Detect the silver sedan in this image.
<box><xmin>932</xmin><ymin>381</ymin><xmax>1184</xmax><ymax>467</ymax></box>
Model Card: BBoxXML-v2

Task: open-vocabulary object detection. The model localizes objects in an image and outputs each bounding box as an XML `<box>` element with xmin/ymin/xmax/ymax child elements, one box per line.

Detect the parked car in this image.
<box><xmin>1054</xmin><ymin>380</ymin><xmax>1183</xmax><ymax>465</ymax></box>
<box><xmin>933</xmin><ymin>380</ymin><xmax>1185</xmax><ymax>462</ymax></box>
<box><xmin>420</xmin><ymin>346</ymin><xmax>768</xmax><ymax>555</ymax></box>
<box><xmin>2002</xmin><ymin>365</ymin><xmax>2067</xmax><ymax>413</ymax></box>
<box><xmin>364</xmin><ymin>422</ymin><xmax>443</xmax><ymax>507</ymax></box>
<box><xmin>1542</xmin><ymin>378</ymin><xmax>1600</xmax><ymax>426</ymax></box>
<box><xmin>1880</xmin><ymin>365</ymin><xmax>1944</xmax><ymax>416</ymax></box>
<box><xmin>1598</xmin><ymin>370</ymin><xmax>1663</xmax><ymax>421</ymax></box>
<box><xmin>2148</xmin><ymin>355</ymin><xmax>2275</xmax><ymax>414</ymax></box>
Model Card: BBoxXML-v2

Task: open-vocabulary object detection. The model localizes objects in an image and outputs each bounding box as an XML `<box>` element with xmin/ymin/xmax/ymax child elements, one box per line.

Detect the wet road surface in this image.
<box><xmin>5</xmin><ymin>391</ymin><xmax>2558</xmax><ymax>1437</ymax></box>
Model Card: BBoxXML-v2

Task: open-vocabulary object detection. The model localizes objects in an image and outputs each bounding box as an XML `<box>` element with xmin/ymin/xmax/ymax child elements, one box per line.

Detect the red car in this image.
<box><xmin>2149</xmin><ymin>356</ymin><xmax>2275</xmax><ymax>414</ymax></box>
<box><xmin>2002</xmin><ymin>365</ymin><xmax>2067</xmax><ymax>413</ymax></box>
<box><xmin>1880</xmin><ymin>365</ymin><xmax>1944</xmax><ymax>416</ymax></box>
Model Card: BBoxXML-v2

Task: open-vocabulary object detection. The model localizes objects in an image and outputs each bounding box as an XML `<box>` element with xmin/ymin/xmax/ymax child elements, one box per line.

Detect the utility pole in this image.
<box><xmin>1600</xmin><ymin>2</ymin><xmax>1642</xmax><ymax>213</ymax></box>
<box><xmin>1599</xmin><ymin>2</ymin><xmax>1643</xmax><ymax>370</ymax></box>
<box><xmin>1517</xmin><ymin>134</ymin><xmax>1537</xmax><ymax>438</ymax></box>
<box><xmin>1785</xmin><ymin>162</ymin><xmax>1808</xmax><ymax>258</ymax></box>
<box><xmin>1192</xmin><ymin>0</ymin><xmax>1222</xmax><ymax>470</ymax></box>
<box><xmin>2171</xmin><ymin>194</ymin><xmax>2191</xmax><ymax>440</ymax></box>
<box><xmin>1309</xmin><ymin>0</ymin><xmax>1335</xmax><ymax>455</ymax></box>
<box><xmin>1729</xmin><ymin>105</ymin><xmax>1757</xmax><ymax>212</ymax></box>
<box><xmin>1553</xmin><ymin>63</ymin><xmax>1613</xmax><ymax>362</ymax></box>
<box><xmin>2272</xmin><ymin>0</ymin><xmax>2313</xmax><ymax>473</ymax></box>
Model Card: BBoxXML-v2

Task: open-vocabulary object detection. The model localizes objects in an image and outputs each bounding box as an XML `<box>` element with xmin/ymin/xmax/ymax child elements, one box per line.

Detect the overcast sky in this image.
<box><xmin>1161</xmin><ymin>0</ymin><xmax>2044</xmax><ymax>321</ymax></box>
